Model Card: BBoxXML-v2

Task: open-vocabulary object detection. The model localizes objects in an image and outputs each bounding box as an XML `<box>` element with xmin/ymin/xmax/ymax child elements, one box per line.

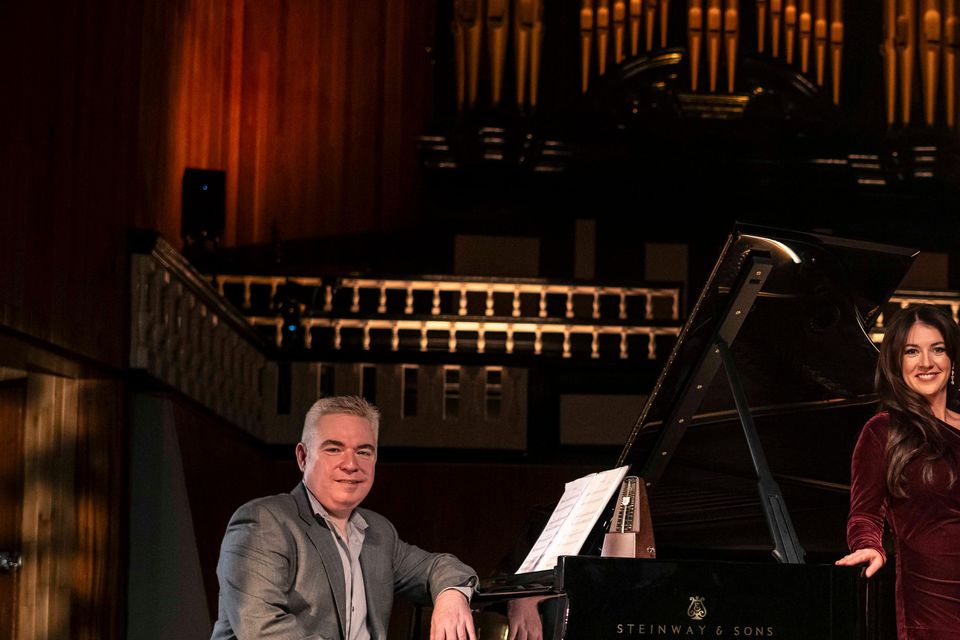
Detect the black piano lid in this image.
<box><xmin>616</xmin><ymin>224</ymin><xmax>917</xmax><ymax>475</ymax></box>
<box><xmin>586</xmin><ymin>225</ymin><xmax>918</xmax><ymax>559</ymax></box>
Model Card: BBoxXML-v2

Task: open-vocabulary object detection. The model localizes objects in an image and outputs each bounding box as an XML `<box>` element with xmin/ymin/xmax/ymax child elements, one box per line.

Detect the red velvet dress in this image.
<box><xmin>848</xmin><ymin>412</ymin><xmax>960</xmax><ymax>640</ymax></box>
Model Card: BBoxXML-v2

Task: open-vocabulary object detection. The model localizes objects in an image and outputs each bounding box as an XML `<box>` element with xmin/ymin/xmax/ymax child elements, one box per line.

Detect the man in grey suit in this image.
<box><xmin>211</xmin><ymin>396</ymin><xmax>478</xmax><ymax>640</ymax></box>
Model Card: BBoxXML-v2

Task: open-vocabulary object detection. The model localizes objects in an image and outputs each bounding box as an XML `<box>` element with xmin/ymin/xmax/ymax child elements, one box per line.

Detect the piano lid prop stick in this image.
<box><xmin>660</xmin><ymin>0</ymin><xmax>671</xmax><ymax>48</ymax></box>
<box><xmin>487</xmin><ymin>0</ymin><xmax>509</xmax><ymax>106</ymax></box>
<box><xmin>515</xmin><ymin>0</ymin><xmax>534</xmax><ymax>107</ymax></box>
<box><xmin>630</xmin><ymin>0</ymin><xmax>643</xmax><ymax>55</ymax></box>
<box><xmin>814</xmin><ymin>0</ymin><xmax>827</xmax><ymax>85</ymax></box>
<box><xmin>645</xmin><ymin>0</ymin><xmax>658</xmax><ymax>50</ymax></box>
<box><xmin>899</xmin><ymin>0</ymin><xmax>916</xmax><ymax>124</ymax></box>
<box><xmin>598</xmin><ymin>0</ymin><xmax>611</xmax><ymax>76</ymax></box>
<box><xmin>725</xmin><ymin>0</ymin><xmax>739</xmax><ymax>92</ymax></box>
<box><xmin>946</xmin><ymin>0</ymin><xmax>957</xmax><ymax>126</ymax></box>
<box><xmin>800</xmin><ymin>0</ymin><xmax>813</xmax><ymax>72</ymax></box>
<box><xmin>771</xmin><ymin>0</ymin><xmax>783</xmax><ymax>57</ymax></box>
<box><xmin>922</xmin><ymin>0</ymin><xmax>943</xmax><ymax>125</ymax></box>
<box><xmin>581</xmin><ymin>0</ymin><xmax>594</xmax><ymax>92</ymax></box>
<box><xmin>757</xmin><ymin>0</ymin><xmax>768</xmax><ymax>53</ymax></box>
<box><xmin>689</xmin><ymin>0</ymin><xmax>704</xmax><ymax>90</ymax></box>
<box><xmin>830</xmin><ymin>0</ymin><xmax>843</xmax><ymax>104</ymax></box>
<box><xmin>785</xmin><ymin>0</ymin><xmax>797</xmax><ymax>63</ymax></box>
<box><xmin>708</xmin><ymin>0</ymin><xmax>723</xmax><ymax>91</ymax></box>
<box><xmin>601</xmin><ymin>476</ymin><xmax>656</xmax><ymax>559</ymax></box>
<box><xmin>614</xmin><ymin>0</ymin><xmax>627</xmax><ymax>63</ymax></box>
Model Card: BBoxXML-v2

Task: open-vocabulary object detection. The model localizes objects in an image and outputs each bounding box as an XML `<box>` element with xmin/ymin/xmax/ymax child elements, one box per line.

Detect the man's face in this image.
<box><xmin>296</xmin><ymin>413</ymin><xmax>377</xmax><ymax>519</ymax></box>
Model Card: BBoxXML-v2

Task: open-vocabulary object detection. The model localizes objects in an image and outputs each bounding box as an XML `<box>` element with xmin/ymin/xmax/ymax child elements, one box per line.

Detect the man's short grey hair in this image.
<box><xmin>301</xmin><ymin>395</ymin><xmax>381</xmax><ymax>447</ymax></box>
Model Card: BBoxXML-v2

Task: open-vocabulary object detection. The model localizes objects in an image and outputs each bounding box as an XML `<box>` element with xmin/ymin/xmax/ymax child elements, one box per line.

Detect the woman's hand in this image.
<box><xmin>835</xmin><ymin>548</ymin><xmax>885</xmax><ymax>578</ymax></box>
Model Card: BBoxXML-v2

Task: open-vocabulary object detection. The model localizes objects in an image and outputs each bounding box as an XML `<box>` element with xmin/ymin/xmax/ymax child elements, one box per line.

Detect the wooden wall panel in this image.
<box><xmin>0</xmin><ymin>380</ymin><xmax>25</xmax><ymax>640</ymax></box>
<box><xmin>137</xmin><ymin>0</ymin><xmax>246</xmax><ymax>247</ymax></box>
<box><xmin>144</xmin><ymin>0</ymin><xmax>437</xmax><ymax>248</ymax></box>
<box><xmin>71</xmin><ymin>378</ymin><xmax>125</xmax><ymax>640</ymax></box>
<box><xmin>17</xmin><ymin>375</ymin><xmax>124</xmax><ymax>640</ymax></box>
<box><xmin>0</xmin><ymin>2</ymin><xmax>143</xmax><ymax>368</ymax></box>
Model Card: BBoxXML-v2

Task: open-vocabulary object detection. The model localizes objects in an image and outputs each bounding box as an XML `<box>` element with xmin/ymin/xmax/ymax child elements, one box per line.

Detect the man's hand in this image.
<box><xmin>507</xmin><ymin>596</ymin><xmax>546</xmax><ymax>640</ymax></box>
<box><xmin>835</xmin><ymin>548</ymin><xmax>885</xmax><ymax>578</ymax></box>
<box><xmin>430</xmin><ymin>589</ymin><xmax>477</xmax><ymax>640</ymax></box>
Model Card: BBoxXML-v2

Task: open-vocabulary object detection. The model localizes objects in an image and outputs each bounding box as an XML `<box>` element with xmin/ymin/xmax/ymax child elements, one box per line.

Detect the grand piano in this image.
<box><xmin>472</xmin><ymin>224</ymin><xmax>917</xmax><ymax>640</ymax></box>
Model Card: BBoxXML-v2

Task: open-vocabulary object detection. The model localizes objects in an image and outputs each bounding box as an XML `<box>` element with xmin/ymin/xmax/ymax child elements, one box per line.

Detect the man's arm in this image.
<box><xmin>388</xmin><ymin>527</ymin><xmax>478</xmax><ymax>640</ymax></box>
<box><xmin>216</xmin><ymin>501</ymin><xmax>329</xmax><ymax>640</ymax></box>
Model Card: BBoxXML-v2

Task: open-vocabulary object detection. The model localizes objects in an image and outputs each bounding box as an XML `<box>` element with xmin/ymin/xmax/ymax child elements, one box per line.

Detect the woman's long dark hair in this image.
<box><xmin>877</xmin><ymin>304</ymin><xmax>959</xmax><ymax>497</ymax></box>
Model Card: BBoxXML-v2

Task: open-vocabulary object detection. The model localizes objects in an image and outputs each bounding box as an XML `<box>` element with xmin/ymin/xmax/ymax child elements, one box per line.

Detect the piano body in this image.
<box><xmin>473</xmin><ymin>224</ymin><xmax>917</xmax><ymax>640</ymax></box>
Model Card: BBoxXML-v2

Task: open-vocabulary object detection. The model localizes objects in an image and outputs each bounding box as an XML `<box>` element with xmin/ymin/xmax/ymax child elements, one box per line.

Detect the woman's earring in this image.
<box><xmin>952</xmin><ymin>365</ymin><xmax>956</xmax><ymax>387</ymax></box>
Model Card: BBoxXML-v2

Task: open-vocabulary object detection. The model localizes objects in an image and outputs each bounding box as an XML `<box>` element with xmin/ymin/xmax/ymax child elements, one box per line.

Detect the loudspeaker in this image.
<box><xmin>181</xmin><ymin>168</ymin><xmax>225</xmax><ymax>241</ymax></box>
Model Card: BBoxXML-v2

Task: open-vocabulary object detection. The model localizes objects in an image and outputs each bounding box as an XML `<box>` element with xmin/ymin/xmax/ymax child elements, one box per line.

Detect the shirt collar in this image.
<box><xmin>303</xmin><ymin>483</ymin><xmax>368</xmax><ymax>531</ymax></box>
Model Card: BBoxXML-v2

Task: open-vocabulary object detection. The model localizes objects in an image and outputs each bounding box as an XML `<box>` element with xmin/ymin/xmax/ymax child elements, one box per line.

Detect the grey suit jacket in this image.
<box><xmin>210</xmin><ymin>483</ymin><xmax>477</xmax><ymax>640</ymax></box>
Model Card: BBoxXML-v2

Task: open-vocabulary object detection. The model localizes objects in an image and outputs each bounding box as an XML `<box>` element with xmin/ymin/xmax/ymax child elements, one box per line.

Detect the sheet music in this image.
<box><xmin>516</xmin><ymin>465</ymin><xmax>630</xmax><ymax>573</ymax></box>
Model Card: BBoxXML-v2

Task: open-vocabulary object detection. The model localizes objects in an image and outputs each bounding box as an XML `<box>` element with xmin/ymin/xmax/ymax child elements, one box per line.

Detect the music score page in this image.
<box><xmin>516</xmin><ymin>465</ymin><xmax>630</xmax><ymax>573</ymax></box>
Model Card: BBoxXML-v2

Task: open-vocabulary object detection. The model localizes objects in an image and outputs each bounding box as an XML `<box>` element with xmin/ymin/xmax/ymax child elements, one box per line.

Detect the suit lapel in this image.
<box><xmin>294</xmin><ymin>484</ymin><xmax>349</xmax><ymax>639</ymax></box>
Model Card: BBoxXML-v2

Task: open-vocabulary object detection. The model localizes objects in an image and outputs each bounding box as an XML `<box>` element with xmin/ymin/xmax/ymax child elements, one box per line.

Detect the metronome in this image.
<box><xmin>601</xmin><ymin>476</ymin><xmax>656</xmax><ymax>559</ymax></box>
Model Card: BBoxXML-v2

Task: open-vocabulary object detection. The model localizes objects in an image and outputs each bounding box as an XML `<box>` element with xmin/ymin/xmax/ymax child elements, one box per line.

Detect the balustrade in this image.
<box><xmin>131</xmin><ymin>239</ymin><xmax>268</xmax><ymax>436</ymax></box>
<box><xmin>214</xmin><ymin>274</ymin><xmax>682</xmax><ymax>359</ymax></box>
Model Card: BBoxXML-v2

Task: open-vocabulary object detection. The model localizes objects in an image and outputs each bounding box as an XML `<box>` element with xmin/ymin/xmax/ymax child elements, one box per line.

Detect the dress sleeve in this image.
<box><xmin>846</xmin><ymin>417</ymin><xmax>889</xmax><ymax>562</ymax></box>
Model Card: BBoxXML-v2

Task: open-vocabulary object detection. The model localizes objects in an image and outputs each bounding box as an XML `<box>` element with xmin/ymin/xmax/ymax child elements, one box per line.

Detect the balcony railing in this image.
<box><xmin>214</xmin><ymin>274</ymin><xmax>683</xmax><ymax>359</ymax></box>
<box><xmin>130</xmin><ymin>235</ymin><xmax>269</xmax><ymax>435</ymax></box>
<box><xmin>868</xmin><ymin>290</ymin><xmax>960</xmax><ymax>343</ymax></box>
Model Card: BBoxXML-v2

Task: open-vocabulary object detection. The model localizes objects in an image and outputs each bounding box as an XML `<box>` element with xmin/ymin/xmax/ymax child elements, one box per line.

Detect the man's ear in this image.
<box><xmin>295</xmin><ymin>442</ymin><xmax>307</xmax><ymax>472</ymax></box>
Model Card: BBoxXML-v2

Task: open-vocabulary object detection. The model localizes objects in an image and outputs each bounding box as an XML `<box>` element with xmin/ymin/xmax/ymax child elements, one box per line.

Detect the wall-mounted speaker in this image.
<box><xmin>181</xmin><ymin>168</ymin><xmax>225</xmax><ymax>241</ymax></box>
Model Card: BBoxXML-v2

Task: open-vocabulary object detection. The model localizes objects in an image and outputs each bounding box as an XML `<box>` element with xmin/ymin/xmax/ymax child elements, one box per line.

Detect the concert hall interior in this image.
<box><xmin>3</xmin><ymin>1</ymin><xmax>960</xmax><ymax>638</ymax></box>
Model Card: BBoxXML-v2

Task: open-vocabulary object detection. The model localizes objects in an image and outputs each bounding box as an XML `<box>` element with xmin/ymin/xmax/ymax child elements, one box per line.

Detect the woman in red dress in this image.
<box><xmin>837</xmin><ymin>303</ymin><xmax>960</xmax><ymax>639</ymax></box>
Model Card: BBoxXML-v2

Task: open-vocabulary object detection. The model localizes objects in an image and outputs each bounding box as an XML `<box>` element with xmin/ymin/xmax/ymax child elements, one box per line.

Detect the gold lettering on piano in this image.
<box><xmin>614</xmin><ymin>623</ymin><xmax>776</xmax><ymax>636</ymax></box>
<box><xmin>733</xmin><ymin>627</ymin><xmax>775</xmax><ymax>636</ymax></box>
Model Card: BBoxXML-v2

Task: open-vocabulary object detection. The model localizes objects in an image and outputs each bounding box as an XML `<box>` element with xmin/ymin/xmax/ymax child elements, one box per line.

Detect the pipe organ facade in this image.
<box><xmin>444</xmin><ymin>0</ymin><xmax>960</xmax><ymax>124</ymax></box>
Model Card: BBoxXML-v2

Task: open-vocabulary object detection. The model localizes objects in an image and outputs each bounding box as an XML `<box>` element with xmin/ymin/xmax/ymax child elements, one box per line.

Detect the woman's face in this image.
<box><xmin>901</xmin><ymin>321</ymin><xmax>951</xmax><ymax>405</ymax></box>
